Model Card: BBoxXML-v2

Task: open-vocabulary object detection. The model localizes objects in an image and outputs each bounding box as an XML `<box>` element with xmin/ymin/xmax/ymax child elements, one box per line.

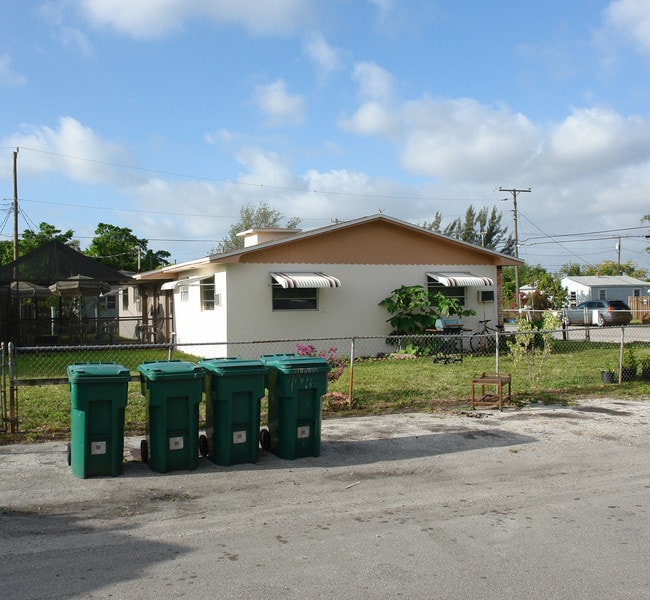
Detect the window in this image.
<box><xmin>121</xmin><ymin>289</ymin><xmax>129</xmax><ymax>310</ymax></box>
<box><xmin>634</xmin><ymin>289</ymin><xmax>641</xmax><ymax>297</ymax></box>
<box><xmin>201</xmin><ymin>276</ymin><xmax>215</xmax><ymax>311</ymax></box>
<box><xmin>598</xmin><ymin>289</ymin><xmax>607</xmax><ymax>300</ymax></box>
<box><xmin>180</xmin><ymin>285</ymin><xmax>189</xmax><ymax>302</ymax></box>
<box><xmin>427</xmin><ymin>279</ymin><xmax>465</xmax><ymax>306</ymax></box>
<box><xmin>272</xmin><ymin>285</ymin><xmax>318</xmax><ymax>310</ymax></box>
<box><xmin>103</xmin><ymin>295</ymin><xmax>116</xmax><ymax>310</ymax></box>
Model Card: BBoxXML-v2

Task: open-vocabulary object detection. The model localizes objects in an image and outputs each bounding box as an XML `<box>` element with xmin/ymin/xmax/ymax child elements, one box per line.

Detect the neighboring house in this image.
<box><xmin>561</xmin><ymin>275</ymin><xmax>650</xmax><ymax>306</ymax></box>
<box><xmin>126</xmin><ymin>214</ymin><xmax>522</xmax><ymax>357</ymax></box>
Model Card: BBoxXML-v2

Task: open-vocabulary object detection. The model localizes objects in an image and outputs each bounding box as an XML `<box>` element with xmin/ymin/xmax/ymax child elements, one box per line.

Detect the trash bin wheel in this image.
<box><xmin>199</xmin><ymin>434</ymin><xmax>209</xmax><ymax>457</ymax></box>
<box><xmin>66</xmin><ymin>443</ymin><xmax>71</xmax><ymax>467</ymax></box>
<box><xmin>140</xmin><ymin>439</ymin><xmax>149</xmax><ymax>464</ymax></box>
<box><xmin>259</xmin><ymin>428</ymin><xmax>271</xmax><ymax>450</ymax></box>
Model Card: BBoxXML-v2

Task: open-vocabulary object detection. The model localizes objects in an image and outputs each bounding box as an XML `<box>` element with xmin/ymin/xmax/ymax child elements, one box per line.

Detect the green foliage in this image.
<box><xmin>379</xmin><ymin>285</ymin><xmax>475</xmax><ymax>354</ymax></box>
<box><xmin>0</xmin><ymin>222</ymin><xmax>77</xmax><ymax>265</ymax></box>
<box><xmin>86</xmin><ymin>223</ymin><xmax>170</xmax><ymax>272</ymax></box>
<box><xmin>379</xmin><ymin>285</ymin><xmax>437</xmax><ymax>335</ymax></box>
<box><xmin>213</xmin><ymin>201</ymin><xmax>301</xmax><ymax>254</ymax></box>
<box><xmin>421</xmin><ymin>205</ymin><xmax>513</xmax><ymax>254</ymax></box>
<box><xmin>560</xmin><ymin>259</ymin><xmax>647</xmax><ymax>279</ymax></box>
<box><xmin>508</xmin><ymin>311</ymin><xmax>561</xmax><ymax>384</ymax></box>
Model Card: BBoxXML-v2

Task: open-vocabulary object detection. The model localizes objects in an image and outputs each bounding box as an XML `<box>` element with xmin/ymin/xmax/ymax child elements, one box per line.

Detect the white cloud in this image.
<box><xmin>397</xmin><ymin>97</ymin><xmax>539</xmax><ymax>182</ymax></box>
<box><xmin>303</xmin><ymin>32</ymin><xmax>343</xmax><ymax>80</ymax></box>
<box><xmin>545</xmin><ymin>107</ymin><xmax>650</xmax><ymax>178</ymax></box>
<box><xmin>352</xmin><ymin>61</ymin><xmax>394</xmax><ymax>101</ymax></box>
<box><xmin>252</xmin><ymin>80</ymin><xmax>305</xmax><ymax>127</ymax></box>
<box><xmin>604</xmin><ymin>0</ymin><xmax>650</xmax><ymax>54</ymax></box>
<box><xmin>74</xmin><ymin>0</ymin><xmax>314</xmax><ymax>38</ymax></box>
<box><xmin>1</xmin><ymin>117</ymin><xmax>137</xmax><ymax>185</ymax></box>
<box><xmin>0</xmin><ymin>54</ymin><xmax>27</xmax><ymax>86</ymax></box>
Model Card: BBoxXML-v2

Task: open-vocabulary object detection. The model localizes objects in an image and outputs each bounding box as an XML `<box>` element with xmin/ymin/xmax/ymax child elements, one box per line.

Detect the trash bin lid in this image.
<box><xmin>137</xmin><ymin>360</ymin><xmax>204</xmax><ymax>380</ymax></box>
<box><xmin>67</xmin><ymin>362</ymin><xmax>131</xmax><ymax>382</ymax></box>
<box><xmin>199</xmin><ymin>357</ymin><xmax>267</xmax><ymax>375</ymax></box>
<box><xmin>260</xmin><ymin>354</ymin><xmax>331</xmax><ymax>373</ymax></box>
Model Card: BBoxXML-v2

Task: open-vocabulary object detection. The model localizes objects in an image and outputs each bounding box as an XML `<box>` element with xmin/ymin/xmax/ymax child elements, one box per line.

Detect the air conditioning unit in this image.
<box><xmin>478</xmin><ymin>290</ymin><xmax>495</xmax><ymax>303</ymax></box>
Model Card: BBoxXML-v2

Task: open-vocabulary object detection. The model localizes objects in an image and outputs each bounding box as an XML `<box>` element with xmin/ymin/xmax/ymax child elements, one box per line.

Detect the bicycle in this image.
<box><xmin>469</xmin><ymin>319</ymin><xmax>504</xmax><ymax>354</ymax></box>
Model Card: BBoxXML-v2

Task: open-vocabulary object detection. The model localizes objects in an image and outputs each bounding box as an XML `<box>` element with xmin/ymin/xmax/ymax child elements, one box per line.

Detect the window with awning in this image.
<box><xmin>270</xmin><ymin>272</ymin><xmax>341</xmax><ymax>310</ymax></box>
<box><xmin>269</xmin><ymin>272</ymin><xmax>341</xmax><ymax>289</ymax></box>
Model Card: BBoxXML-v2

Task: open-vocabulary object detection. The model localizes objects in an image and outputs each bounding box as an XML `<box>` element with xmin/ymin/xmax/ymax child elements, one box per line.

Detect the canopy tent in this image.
<box><xmin>2</xmin><ymin>281</ymin><xmax>52</xmax><ymax>298</ymax></box>
<box><xmin>49</xmin><ymin>275</ymin><xmax>113</xmax><ymax>297</ymax></box>
<box><xmin>0</xmin><ymin>240</ymin><xmax>132</xmax><ymax>286</ymax></box>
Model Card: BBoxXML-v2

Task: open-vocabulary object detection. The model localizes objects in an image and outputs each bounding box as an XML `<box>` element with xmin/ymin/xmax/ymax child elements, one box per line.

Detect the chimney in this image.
<box><xmin>236</xmin><ymin>228</ymin><xmax>301</xmax><ymax>247</ymax></box>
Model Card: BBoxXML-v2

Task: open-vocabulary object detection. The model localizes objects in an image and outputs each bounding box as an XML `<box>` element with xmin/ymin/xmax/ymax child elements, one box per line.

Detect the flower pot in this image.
<box><xmin>600</xmin><ymin>370</ymin><xmax>617</xmax><ymax>384</ymax></box>
<box><xmin>621</xmin><ymin>366</ymin><xmax>637</xmax><ymax>382</ymax></box>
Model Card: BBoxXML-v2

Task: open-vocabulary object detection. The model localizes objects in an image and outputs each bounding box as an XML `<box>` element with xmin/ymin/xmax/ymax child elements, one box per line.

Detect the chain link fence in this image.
<box><xmin>2</xmin><ymin>323</ymin><xmax>650</xmax><ymax>436</ymax></box>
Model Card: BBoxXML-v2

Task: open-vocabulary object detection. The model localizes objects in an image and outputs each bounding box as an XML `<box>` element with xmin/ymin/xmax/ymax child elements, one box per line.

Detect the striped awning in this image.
<box><xmin>427</xmin><ymin>272</ymin><xmax>494</xmax><ymax>287</ymax></box>
<box><xmin>270</xmin><ymin>272</ymin><xmax>341</xmax><ymax>289</ymax></box>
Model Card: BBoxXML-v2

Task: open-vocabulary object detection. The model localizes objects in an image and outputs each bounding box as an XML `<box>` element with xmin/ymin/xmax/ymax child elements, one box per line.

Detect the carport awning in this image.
<box><xmin>427</xmin><ymin>272</ymin><xmax>494</xmax><ymax>287</ymax></box>
<box><xmin>161</xmin><ymin>275</ymin><xmax>213</xmax><ymax>291</ymax></box>
<box><xmin>270</xmin><ymin>272</ymin><xmax>341</xmax><ymax>289</ymax></box>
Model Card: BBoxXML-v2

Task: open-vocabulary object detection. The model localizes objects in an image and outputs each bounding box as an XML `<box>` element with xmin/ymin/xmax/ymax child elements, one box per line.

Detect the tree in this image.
<box><xmin>86</xmin><ymin>223</ymin><xmax>170</xmax><ymax>272</ymax></box>
<box><xmin>0</xmin><ymin>222</ymin><xmax>77</xmax><ymax>265</ymax></box>
<box><xmin>213</xmin><ymin>202</ymin><xmax>301</xmax><ymax>254</ymax></box>
<box><xmin>559</xmin><ymin>260</ymin><xmax>647</xmax><ymax>279</ymax></box>
<box><xmin>422</xmin><ymin>205</ymin><xmax>514</xmax><ymax>254</ymax></box>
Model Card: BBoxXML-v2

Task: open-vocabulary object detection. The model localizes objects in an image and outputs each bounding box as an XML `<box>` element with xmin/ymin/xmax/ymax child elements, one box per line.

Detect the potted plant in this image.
<box><xmin>640</xmin><ymin>357</ymin><xmax>650</xmax><ymax>381</ymax></box>
<box><xmin>600</xmin><ymin>362</ymin><xmax>617</xmax><ymax>384</ymax></box>
<box><xmin>621</xmin><ymin>348</ymin><xmax>638</xmax><ymax>382</ymax></box>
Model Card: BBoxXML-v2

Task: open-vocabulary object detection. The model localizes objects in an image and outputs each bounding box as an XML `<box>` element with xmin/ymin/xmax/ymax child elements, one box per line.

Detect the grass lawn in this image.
<box><xmin>3</xmin><ymin>339</ymin><xmax>649</xmax><ymax>443</ymax></box>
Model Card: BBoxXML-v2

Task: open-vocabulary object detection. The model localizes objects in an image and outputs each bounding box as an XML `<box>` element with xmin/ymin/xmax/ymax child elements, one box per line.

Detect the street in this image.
<box><xmin>1</xmin><ymin>399</ymin><xmax>648</xmax><ymax>599</ymax></box>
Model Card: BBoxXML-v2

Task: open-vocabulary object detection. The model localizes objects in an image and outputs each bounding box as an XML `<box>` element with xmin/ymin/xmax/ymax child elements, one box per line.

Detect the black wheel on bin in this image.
<box><xmin>198</xmin><ymin>434</ymin><xmax>209</xmax><ymax>457</ymax></box>
<box><xmin>140</xmin><ymin>439</ymin><xmax>149</xmax><ymax>464</ymax></box>
<box><xmin>66</xmin><ymin>443</ymin><xmax>71</xmax><ymax>466</ymax></box>
<box><xmin>259</xmin><ymin>428</ymin><xmax>271</xmax><ymax>450</ymax></box>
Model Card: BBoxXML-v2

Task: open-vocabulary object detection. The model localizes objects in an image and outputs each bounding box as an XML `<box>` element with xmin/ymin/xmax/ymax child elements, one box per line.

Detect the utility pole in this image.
<box><xmin>12</xmin><ymin>148</ymin><xmax>19</xmax><ymax>261</ymax></box>
<box><xmin>615</xmin><ymin>237</ymin><xmax>621</xmax><ymax>274</ymax></box>
<box><xmin>499</xmin><ymin>186</ymin><xmax>531</xmax><ymax>312</ymax></box>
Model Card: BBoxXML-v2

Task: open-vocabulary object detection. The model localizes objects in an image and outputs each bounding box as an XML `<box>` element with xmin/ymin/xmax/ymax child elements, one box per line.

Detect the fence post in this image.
<box><xmin>348</xmin><ymin>337</ymin><xmax>355</xmax><ymax>406</ymax></box>
<box><xmin>618</xmin><ymin>326</ymin><xmax>625</xmax><ymax>384</ymax></box>
<box><xmin>1</xmin><ymin>342</ymin><xmax>5</xmax><ymax>433</ymax></box>
<box><xmin>8</xmin><ymin>341</ymin><xmax>16</xmax><ymax>433</ymax></box>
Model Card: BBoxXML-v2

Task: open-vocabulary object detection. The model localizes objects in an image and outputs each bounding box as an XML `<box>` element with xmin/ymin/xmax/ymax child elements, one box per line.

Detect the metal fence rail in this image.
<box><xmin>2</xmin><ymin>324</ymin><xmax>650</xmax><ymax>434</ymax></box>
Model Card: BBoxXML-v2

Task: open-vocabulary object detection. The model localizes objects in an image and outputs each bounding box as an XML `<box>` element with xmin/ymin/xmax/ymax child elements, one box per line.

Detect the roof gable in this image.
<box><xmin>214</xmin><ymin>215</ymin><xmax>520</xmax><ymax>266</ymax></box>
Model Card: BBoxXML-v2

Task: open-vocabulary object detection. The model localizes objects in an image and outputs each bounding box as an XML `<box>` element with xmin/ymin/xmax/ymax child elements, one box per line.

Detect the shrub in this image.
<box><xmin>295</xmin><ymin>343</ymin><xmax>347</xmax><ymax>382</ymax></box>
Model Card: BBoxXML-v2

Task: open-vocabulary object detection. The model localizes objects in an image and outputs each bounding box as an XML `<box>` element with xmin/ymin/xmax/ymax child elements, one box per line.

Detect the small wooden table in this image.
<box><xmin>471</xmin><ymin>372</ymin><xmax>512</xmax><ymax>411</ymax></box>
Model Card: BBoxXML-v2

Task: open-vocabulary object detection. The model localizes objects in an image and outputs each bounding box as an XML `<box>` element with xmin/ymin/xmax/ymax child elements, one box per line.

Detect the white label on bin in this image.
<box><xmin>233</xmin><ymin>431</ymin><xmax>247</xmax><ymax>444</ymax></box>
<box><xmin>90</xmin><ymin>441</ymin><xmax>106</xmax><ymax>455</ymax></box>
<box><xmin>297</xmin><ymin>425</ymin><xmax>310</xmax><ymax>439</ymax></box>
<box><xmin>169</xmin><ymin>436</ymin><xmax>184</xmax><ymax>451</ymax></box>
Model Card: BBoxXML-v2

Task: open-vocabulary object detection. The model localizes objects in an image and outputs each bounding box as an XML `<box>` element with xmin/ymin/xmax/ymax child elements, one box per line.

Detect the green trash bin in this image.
<box><xmin>199</xmin><ymin>358</ymin><xmax>267</xmax><ymax>467</ymax></box>
<box><xmin>67</xmin><ymin>362</ymin><xmax>131</xmax><ymax>479</ymax></box>
<box><xmin>260</xmin><ymin>354</ymin><xmax>330</xmax><ymax>460</ymax></box>
<box><xmin>137</xmin><ymin>360</ymin><xmax>204</xmax><ymax>473</ymax></box>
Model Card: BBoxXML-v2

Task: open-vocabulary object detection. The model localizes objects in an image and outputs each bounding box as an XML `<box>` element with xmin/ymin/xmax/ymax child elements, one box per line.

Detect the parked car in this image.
<box><xmin>563</xmin><ymin>300</ymin><xmax>633</xmax><ymax>326</ymax></box>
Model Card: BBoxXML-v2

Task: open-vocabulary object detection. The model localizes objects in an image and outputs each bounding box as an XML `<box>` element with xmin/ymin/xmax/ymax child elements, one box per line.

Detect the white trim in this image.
<box><xmin>161</xmin><ymin>275</ymin><xmax>212</xmax><ymax>291</ymax></box>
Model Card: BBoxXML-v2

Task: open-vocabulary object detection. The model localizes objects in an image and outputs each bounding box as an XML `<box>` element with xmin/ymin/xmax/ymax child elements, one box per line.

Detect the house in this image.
<box><xmin>561</xmin><ymin>275</ymin><xmax>650</xmax><ymax>306</ymax></box>
<box><xmin>125</xmin><ymin>214</ymin><xmax>522</xmax><ymax>357</ymax></box>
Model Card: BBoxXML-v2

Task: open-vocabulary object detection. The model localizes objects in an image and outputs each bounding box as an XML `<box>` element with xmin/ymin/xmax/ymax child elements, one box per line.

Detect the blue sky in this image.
<box><xmin>2</xmin><ymin>0</ymin><xmax>650</xmax><ymax>273</ymax></box>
